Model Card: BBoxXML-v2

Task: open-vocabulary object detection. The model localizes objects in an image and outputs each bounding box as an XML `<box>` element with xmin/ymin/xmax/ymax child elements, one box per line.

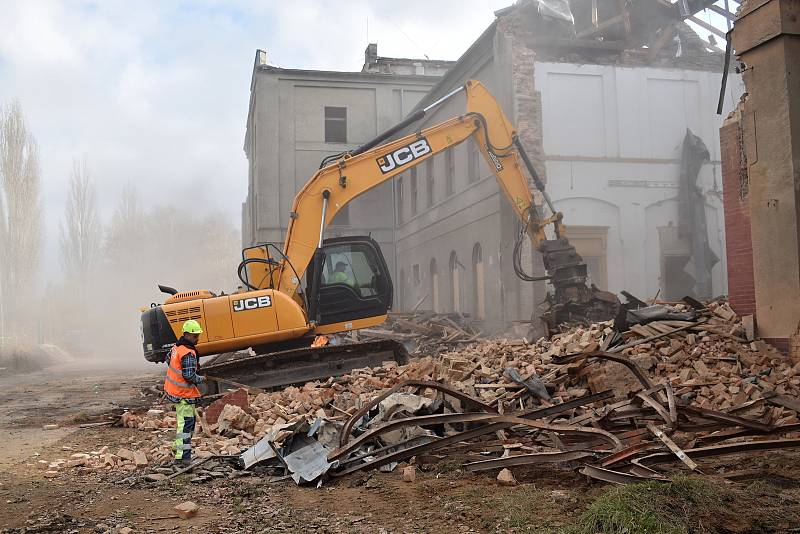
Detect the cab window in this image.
<box><xmin>323</xmin><ymin>244</ymin><xmax>381</xmax><ymax>298</ymax></box>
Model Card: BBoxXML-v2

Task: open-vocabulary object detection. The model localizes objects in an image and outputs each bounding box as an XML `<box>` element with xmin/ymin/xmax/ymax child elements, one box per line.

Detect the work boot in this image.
<box><xmin>172</xmin><ymin>458</ymin><xmax>192</xmax><ymax>469</ymax></box>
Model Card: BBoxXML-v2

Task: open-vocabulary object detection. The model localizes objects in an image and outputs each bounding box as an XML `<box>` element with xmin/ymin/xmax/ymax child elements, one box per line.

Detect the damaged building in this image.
<box><xmin>241</xmin><ymin>47</ymin><xmax>454</xmax><ymax>279</ymax></box>
<box><xmin>242</xmin><ymin>0</ymin><xmax>743</xmax><ymax>329</ymax></box>
<box><xmin>720</xmin><ymin>0</ymin><xmax>800</xmax><ymax>351</ymax></box>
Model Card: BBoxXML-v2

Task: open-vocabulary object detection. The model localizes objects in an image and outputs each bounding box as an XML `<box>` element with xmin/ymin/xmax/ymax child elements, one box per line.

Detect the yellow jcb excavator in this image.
<box><xmin>141</xmin><ymin>80</ymin><xmax>618</xmax><ymax>391</ymax></box>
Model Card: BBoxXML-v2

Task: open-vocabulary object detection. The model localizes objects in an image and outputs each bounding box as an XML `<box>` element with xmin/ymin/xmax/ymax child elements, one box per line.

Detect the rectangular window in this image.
<box><xmin>413</xmin><ymin>264</ymin><xmax>420</xmax><ymax>286</ymax></box>
<box><xmin>426</xmin><ymin>158</ymin><xmax>435</xmax><ymax>208</ymax></box>
<box><xmin>410</xmin><ymin>167</ymin><xmax>418</xmax><ymax>216</ymax></box>
<box><xmin>445</xmin><ymin>149</ymin><xmax>455</xmax><ymax>196</ymax></box>
<box><xmin>324</xmin><ymin>106</ymin><xmax>347</xmax><ymax>143</ymax></box>
<box><xmin>396</xmin><ymin>176</ymin><xmax>404</xmax><ymax>224</ymax></box>
<box><xmin>468</xmin><ymin>139</ymin><xmax>479</xmax><ymax>183</ymax></box>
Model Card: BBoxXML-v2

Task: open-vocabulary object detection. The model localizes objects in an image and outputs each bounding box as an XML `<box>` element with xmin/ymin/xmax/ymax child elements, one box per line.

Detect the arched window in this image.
<box><xmin>449</xmin><ymin>251</ymin><xmax>460</xmax><ymax>313</ymax></box>
<box><xmin>472</xmin><ymin>243</ymin><xmax>485</xmax><ymax>320</ymax></box>
<box><xmin>430</xmin><ymin>258</ymin><xmax>439</xmax><ymax>313</ymax></box>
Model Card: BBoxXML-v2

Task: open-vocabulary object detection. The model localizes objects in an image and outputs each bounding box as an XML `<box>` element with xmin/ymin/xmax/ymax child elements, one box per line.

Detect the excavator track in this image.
<box><xmin>201</xmin><ymin>339</ymin><xmax>408</xmax><ymax>393</ymax></box>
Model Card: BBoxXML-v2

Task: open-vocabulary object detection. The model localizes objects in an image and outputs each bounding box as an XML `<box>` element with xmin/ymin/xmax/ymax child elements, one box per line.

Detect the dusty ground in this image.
<box><xmin>3</xmin><ymin>362</ymin><xmax>800</xmax><ymax>533</ymax></box>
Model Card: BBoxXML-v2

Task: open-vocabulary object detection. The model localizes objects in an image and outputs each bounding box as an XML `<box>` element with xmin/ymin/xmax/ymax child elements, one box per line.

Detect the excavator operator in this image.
<box><xmin>163</xmin><ymin>319</ymin><xmax>206</xmax><ymax>465</ymax></box>
<box><xmin>331</xmin><ymin>261</ymin><xmax>355</xmax><ymax>287</ymax></box>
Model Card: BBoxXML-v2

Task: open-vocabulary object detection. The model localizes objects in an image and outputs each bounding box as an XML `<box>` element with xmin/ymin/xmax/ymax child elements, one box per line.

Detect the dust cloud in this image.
<box><xmin>2</xmin><ymin>192</ymin><xmax>242</xmax><ymax>375</ymax></box>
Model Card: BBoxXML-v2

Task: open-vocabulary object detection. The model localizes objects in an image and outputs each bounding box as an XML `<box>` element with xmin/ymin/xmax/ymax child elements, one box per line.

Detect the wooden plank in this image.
<box><xmin>689</xmin><ymin>15</ymin><xmax>727</xmax><ymax>38</ymax></box>
<box><xmin>708</xmin><ymin>4</ymin><xmax>735</xmax><ymax>21</ymax></box>
<box><xmin>609</xmin><ymin>321</ymin><xmax>701</xmax><ymax>353</ymax></box>
<box><xmin>630</xmin><ymin>324</ymin><xmax>658</xmax><ymax>337</ymax></box>
<box><xmin>649</xmin><ymin>322</ymin><xmax>677</xmax><ymax>334</ymax></box>
<box><xmin>765</xmin><ymin>393</ymin><xmax>800</xmax><ymax>413</ymax></box>
<box><xmin>577</xmin><ymin>13</ymin><xmax>626</xmax><ymax>39</ymax></box>
<box><xmin>647</xmin><ymin>23</ymin><xmax>677</xmax><ymax>62</ymax></box>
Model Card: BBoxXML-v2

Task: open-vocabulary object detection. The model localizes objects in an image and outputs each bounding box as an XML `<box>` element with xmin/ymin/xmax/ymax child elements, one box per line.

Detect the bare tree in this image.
<box><xmin>106</xmin><ymin>182</ymin><xmax>145</xmax><ymax>265</ymax></box>
<box><xmin>60</xmin><ymin>159</ymin><xmax>102</xmax><ymax>283</ymax></box>
<box><xmin>0</xmin><ymin>101</ymin><xmax>42</xmax><ymax>340</ymax></box>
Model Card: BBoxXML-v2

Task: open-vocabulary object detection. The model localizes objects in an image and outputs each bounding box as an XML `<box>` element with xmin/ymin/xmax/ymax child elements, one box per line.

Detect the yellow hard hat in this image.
<box><xmin>182</xmin><ymin>320</ymin><xmax>203</xmax><ymax>334</ymax></box>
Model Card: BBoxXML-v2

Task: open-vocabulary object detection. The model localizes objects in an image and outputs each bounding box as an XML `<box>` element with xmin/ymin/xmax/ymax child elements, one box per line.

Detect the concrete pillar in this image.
<box><xmin>732</xmin><ymin>0</ymin><xmax>800</xmax><ymax>348</ymax></box>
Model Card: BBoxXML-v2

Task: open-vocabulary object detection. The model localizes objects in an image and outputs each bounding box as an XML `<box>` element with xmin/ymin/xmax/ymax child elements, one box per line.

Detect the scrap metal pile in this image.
<box><xmin>38</xmin><ymin>299</ymin><xmax>800</xmax><ymax>486</ymax></box>
<box><xmin>238</xmin><ymin>298</ymin><xmax>800</xmax><ymax>485</ymax></box>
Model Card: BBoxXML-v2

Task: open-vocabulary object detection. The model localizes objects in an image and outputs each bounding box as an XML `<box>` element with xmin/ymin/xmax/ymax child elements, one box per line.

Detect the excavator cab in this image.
<box><xmin>308</xmin><ymin>236</ymin><xmax>393</xmax><ymax>327</ymax></box>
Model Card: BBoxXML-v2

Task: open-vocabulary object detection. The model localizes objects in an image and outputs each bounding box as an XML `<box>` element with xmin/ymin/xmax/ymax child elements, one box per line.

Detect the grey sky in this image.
<box><xmin>0</xmin><ymin>0</ymin><xmax>512</xmax><ymax>274</ymax></box>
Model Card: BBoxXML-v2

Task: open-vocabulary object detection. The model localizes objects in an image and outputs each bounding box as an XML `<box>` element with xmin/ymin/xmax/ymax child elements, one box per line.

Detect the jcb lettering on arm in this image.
<box><xmin>377</xmin><ymin>138</ymin><xmax>432</xmax><ymax>174</ymax></box>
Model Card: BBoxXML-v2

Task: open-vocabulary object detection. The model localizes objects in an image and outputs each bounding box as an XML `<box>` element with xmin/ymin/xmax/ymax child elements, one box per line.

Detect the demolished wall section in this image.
<box><xmin>729</xmin><ymin>0</ymin><xmax>800</xmax><ymax>350</ymax></box>
<box><xmin>721</xmin><ymin>106</ymin><xmax>757</xmax><ymax>317</ymax></box>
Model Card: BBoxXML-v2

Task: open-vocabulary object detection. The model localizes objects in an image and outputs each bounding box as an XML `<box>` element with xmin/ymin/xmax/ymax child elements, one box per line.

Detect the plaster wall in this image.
<box><xmin>536</xmin><ymin>61</ymin><xmax>744</xmax><ymax>300</ymax></box>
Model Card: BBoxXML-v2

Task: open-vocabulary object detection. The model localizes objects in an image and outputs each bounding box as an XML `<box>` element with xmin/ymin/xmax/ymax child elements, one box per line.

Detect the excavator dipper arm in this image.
<box><xmin>256</xmin><ymin>80</ymin><xmax>615</xmax><ymax>328</ymax></box>
<box><xmin>269</xmin><ymin>81</ymin><xmax>562</xmax><ymax>296</ymax></box>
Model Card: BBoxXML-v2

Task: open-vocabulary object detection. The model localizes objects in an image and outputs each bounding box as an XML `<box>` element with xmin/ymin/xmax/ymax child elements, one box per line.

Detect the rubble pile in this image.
<box><xmin>33</xmin><ymin>445</ymin><xmax>150</xmax><ymax>478</ymax></box>
<box><xmin>34</xmin><ymin>298</ymin><xmax>800</xmax><ymax>487</ymax></box>
<box><xmin>361</xmin><ymin>311</ymin><xmax>482</xmax><ymax>354</ymax></box>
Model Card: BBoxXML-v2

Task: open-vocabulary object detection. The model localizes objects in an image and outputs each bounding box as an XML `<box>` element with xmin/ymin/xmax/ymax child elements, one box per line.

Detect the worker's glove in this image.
<box><xmin>195</xmin><ymin>374</ymin><xmax>206</xmax><ymax>385</ymax></box>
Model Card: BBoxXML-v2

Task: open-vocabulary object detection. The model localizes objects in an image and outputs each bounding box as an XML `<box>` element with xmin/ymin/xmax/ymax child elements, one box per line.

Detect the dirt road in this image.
<box><xmin>3</xmin><ymin>362</ymin><xmax>800</xmax><ymax>533</ymax></box>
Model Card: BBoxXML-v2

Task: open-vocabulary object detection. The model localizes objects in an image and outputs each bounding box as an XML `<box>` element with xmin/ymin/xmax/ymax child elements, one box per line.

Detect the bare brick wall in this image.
<box><xmin>720</xmin><ymin>115</ymin><xmax>756</xmax><ymax>316</ymax></box>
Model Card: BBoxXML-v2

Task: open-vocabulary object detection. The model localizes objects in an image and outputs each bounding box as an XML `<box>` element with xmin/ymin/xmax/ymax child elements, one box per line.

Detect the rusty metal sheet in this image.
<box><xmin>679</xmin><ymin>405</ymin><xmax>772</xmax><ymax>433</ymax></box>
<box><xmin>580</xmin><ymin>465</ymin><xmax>667</xmax><ymax>485</ymax></box>
<box><xmin>333</xmin><ymin>412</ymin><xmax>622</xmax><ymax>462</ymax></box>
<box><xmin>464</xmin><ymin>450</ymin><xmax>597</xmax><ymax>472</ymax></box>
<box><xmin>517</xmin><ymin>390</ymin><xmax>615</xmax><ymax>419</ymax></box>
<box><xmin>698</xmin><ymin>423</ymin><xmax>800</xmax><ymax>445</ymax></box>
<box><xmin>636</xmin><ymin>391</ymin><xmax>674</xmax><ymax>429</ymax></box>
<box><xmin>600</xmin><ymin>441</ymin><xmax>660</xmax><ymax>467</ymax></box>
<box><xmin>332</xmin><ymin>414</ymin><xmax>622</xmax><ymax>477</ymax></box>
<box><xmin>330</xmin><ymin>412</ymin><xmax>500</xmax><ymax>461</ymax></box>
<box><xmin>339</xmin><ymin>380</ymin><xmax>498</xmax><ymax>446</ymax></box>
<box><xmin>665</xmin><ymin>384</ymin><xmax>677</xmax><ymax>427</ymax></box>
<box><xmin>629</xmin><ymin>464</ymin><xmax>667</xmax><ymax>479</ymax></box>
<box><xmin>636</xmin><ymin>438</ymin><xmax>800</xmax><ymax>466</ymax></box>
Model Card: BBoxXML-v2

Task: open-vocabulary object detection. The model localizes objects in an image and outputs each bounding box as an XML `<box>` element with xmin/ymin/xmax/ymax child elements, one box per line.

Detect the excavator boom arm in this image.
<box><xmin>271</xmin><ymin>80</ymin><xmax>556</xmax><ymax>298</ymax></box>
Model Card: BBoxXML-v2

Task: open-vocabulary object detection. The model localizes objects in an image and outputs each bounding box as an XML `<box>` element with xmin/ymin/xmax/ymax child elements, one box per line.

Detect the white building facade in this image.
<box><xmin>537</xmin><ymin>62</ymin><xmax>744</xmax><ymax>300</ymax></box>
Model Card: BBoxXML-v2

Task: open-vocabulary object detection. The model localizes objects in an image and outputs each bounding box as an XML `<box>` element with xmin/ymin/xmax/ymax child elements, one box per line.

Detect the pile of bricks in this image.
<box><xmin>34</xmin><ymin>299</ymin><xmax>799</xmax><ymax>477</ymax></box>
<box><xmin>34</xmin><ymin>446</ymin><xmax>150</xmax><ymax>478</ymax></box>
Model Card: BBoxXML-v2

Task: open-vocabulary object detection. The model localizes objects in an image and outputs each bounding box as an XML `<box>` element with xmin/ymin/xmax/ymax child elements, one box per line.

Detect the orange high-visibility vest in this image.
<box><xmin>163</xmin><ymin>345</ymin><xmax>201</xmax><ymax>399</ymax></box>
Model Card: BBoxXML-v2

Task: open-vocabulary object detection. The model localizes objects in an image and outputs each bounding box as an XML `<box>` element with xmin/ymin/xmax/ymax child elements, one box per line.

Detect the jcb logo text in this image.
<box><xmin>376</xmin><ymin>138</ymin><xmax>431</xmax><ymax>174</ymax></box>
<box><xmin>233</xmin><ymin>296</ymin><xmax>272</xmax><ymax>312</ymax></box>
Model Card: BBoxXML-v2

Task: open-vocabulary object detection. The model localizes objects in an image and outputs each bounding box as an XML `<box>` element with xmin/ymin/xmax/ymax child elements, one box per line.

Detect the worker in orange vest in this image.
<box><xmin>163</xmin><ymin>320</ymin><xmax>206</xmax><ymax>465</ymax></box>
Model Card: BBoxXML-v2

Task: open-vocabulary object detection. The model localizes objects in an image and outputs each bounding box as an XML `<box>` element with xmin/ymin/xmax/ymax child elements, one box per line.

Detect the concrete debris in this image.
<box><xmin>216</xmin><ymin>403</ymin><xmax>256</xmax><ymax>434</ymax></box>
<box><xmin>402</xmin><ymin>465</ymin><xmax>416</xmax><ymax>482</ymax></box>
<box><xmin>133</xmin><ymin>451</ymin><xmax>148</xmax><ymax>467</ymax></box>
<box><xmin>497</xmin><ymin>468</ymin><xmax>517</xmax><ymax>486</ymax></box>
<box><xmin>116</xmin><ymin>449</ymin><xmax>135</xmax><ymax>461</ymax></box>
<box><xmin>174</xmin><ymin>500</ymin><xmax>199</xmax><ymax>519</ymax></box>
<box><xmin>33</xmin><ymin>298</ymin><xmax>800</xmax><ymax>488</ymax></box>
<box><xmin>205</xmin><ymin>387</ymin><xmax>249</xmax><ymax>425</ymax></box>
